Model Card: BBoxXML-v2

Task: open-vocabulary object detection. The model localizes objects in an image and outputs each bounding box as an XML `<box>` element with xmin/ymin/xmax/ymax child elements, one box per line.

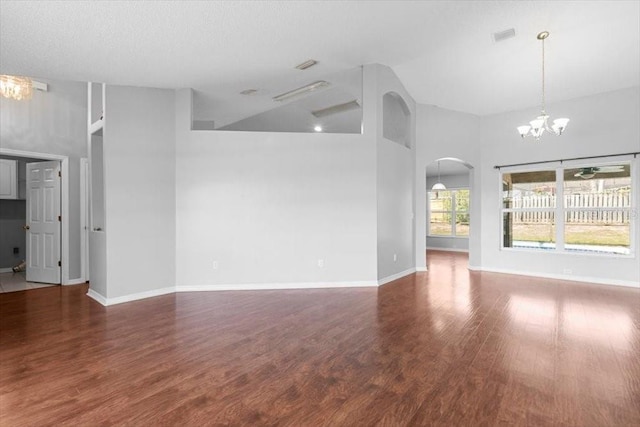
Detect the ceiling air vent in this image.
<box><xmin>273</xmin><ymin>81</ymin><xmax>329</xmax><ymax>102</ymax></box>
<box><xmin>295</xmin><ymin>59</ymin><xmax>318</xmax><ymax>70</ymax></box>
<box><xmin>493</xmin><ymin>28</ymin><xmax>516</xmax><ymax>43</ymax></box>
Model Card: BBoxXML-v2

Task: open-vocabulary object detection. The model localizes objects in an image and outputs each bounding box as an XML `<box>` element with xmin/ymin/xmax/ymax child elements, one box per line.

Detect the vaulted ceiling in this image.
<box><xmin>1</xmin><ymin>1</ymin><xmax>638</xmax><ymax>116</ymax></box>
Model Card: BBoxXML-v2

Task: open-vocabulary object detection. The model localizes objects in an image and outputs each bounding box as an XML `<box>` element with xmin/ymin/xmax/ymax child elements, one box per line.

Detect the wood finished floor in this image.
<box><xmin>1</xmin><ymin>251</ymin><xmax>639</xmax><ymax>426</ymax></box>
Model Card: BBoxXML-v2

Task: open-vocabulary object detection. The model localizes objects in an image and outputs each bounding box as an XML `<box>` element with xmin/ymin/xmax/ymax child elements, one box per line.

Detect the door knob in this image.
<box><xmin>23</xmin><ymin>225</ymin><xmax>30</xmax><ymax>230</ymax></box>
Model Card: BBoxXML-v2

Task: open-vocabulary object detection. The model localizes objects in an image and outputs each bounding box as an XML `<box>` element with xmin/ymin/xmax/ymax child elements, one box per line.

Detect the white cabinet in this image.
<box><xmin>0</xmin><ymin>159</ymin><xmax>18</xmax><ymax>199</ymax></box>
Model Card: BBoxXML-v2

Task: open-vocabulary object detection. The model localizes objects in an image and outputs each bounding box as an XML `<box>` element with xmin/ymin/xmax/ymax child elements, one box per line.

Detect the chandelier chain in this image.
<box><xmin>541</xmin><ymin>36</ymin><xmax>545</xmax><ymax>113</ymax></box>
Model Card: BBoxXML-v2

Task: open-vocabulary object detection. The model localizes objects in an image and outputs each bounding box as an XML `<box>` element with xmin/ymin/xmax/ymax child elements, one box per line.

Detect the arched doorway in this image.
<box><xmin>425</xmin><ymin>157</ymin><xmax>475</xmax><ymax>267</ymax></box>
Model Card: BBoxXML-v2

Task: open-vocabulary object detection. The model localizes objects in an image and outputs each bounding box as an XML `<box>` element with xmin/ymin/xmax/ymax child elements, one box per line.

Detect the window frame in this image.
<box><xmin>499</xmin><ymin>159</ymin><xmax>636</xmax><ymax>258</ymax></box>
<box><xmin>427</xmin><ymin>187</ymin><xmax>470</xmax><ymax>238</ymax></box>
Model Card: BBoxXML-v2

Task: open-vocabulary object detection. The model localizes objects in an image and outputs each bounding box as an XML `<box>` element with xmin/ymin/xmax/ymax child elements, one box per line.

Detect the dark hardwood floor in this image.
<box><xmin>1</xmin><ymin>251</ymin><xmax>639</xmax><ymax>426</ymax></box>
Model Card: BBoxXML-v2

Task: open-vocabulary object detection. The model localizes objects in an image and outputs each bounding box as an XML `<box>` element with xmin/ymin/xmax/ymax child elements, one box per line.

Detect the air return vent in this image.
<box><xmin>493</xmin><ymin>28</ymin><xmax>516</xmax><ymax>43</ymax></box>
<box><xmin>295</xmin><ymin>59</ymin><xmax>318</xmax><ymax>70</ymax></box>
<box><xmin>273</xmin><ymin>81</ymin><xmax>329</xmax><ymax>102</ymax></box>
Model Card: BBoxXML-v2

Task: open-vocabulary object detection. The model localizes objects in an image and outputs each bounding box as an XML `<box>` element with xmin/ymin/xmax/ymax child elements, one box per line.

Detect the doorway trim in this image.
<box><xmin>80</xmin><ymin>157</ymin><xmax>89</xmax><ymax>283</ymax></box>
<box><xmin>0</xmin><ymin>148</ymin><xmax>71</xmax><ymax>285</ymax></box>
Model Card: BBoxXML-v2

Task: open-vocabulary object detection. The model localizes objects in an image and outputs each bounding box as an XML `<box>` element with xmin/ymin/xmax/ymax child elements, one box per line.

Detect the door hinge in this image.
<box><xmin>58</xmin><ymin>171</ymin><xmax>61</xmax><ymax>177</ymax></box>
<box><xmin>58</xmin><ymin>215</ymin><xmax>61</xmax><ymax>222</ymax></box>
<box><xmin>58</xmin><ymin>261</ymin><xmax>61</xmax><ymax>267</ymax></box>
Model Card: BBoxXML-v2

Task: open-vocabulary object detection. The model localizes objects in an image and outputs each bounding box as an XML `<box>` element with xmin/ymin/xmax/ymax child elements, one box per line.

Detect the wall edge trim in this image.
<box><xmin>86</xmin><ymin>289</ymin><xmax>108</xmax><ymax>306</ymax></box>
<box><xmin>88</xmin><ymin>287</ymin><xmax>176</xmax><ymax>306</ymax></box>
<box><xmin>378</xmin><ymin>268</ymin><xmax>416</xmax><ymax>286</ymax></box>
<box><xmin>471</xmin><ymin>267</ymin><xmax>639</xmax><ymax>288</ymax></box>
<box><xmin>176</xmin><ymin>281</ymin><xmax>378</xmax><ymax>292</ymax></box>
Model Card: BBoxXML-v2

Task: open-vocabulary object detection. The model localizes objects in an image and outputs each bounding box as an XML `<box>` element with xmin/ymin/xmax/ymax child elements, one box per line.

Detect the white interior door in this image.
<box><xmin>26</xmin><ymin>161</ymin><xmax>61</xmax><ymax>284</ymax></box>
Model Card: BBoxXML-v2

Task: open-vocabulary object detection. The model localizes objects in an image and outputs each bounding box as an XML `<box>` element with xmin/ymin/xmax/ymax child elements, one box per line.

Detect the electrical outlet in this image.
<box><xmin>563</xmin><ymin>268</ymin><xmax>572</xmax><ymax>275</ymax></box>
<box><xmin>317</xmin><ymin>259</ymin><xmax>324</xmax><ymax>268</ymax></box>
<box><xmin>213</xmin><ymin>260</ymin><xmax>219</xmax><ymax>270</ymax></box>
<box><xmin>393</xmin><ymin>254</ymin><xmax>397</xmax><ymax>262</ymax></box>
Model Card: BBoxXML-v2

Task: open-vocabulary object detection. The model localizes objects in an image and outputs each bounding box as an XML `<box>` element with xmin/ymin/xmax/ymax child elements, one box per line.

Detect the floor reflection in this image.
<box><xmin>425</xmin><ymin>250</ymin><xmax>640</xmax><ymax>415</ymax></box>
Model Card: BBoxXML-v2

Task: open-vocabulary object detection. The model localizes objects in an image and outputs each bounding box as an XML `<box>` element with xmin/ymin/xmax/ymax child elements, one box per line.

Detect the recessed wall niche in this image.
<box><xmin>383</xmin><ymin>91</ymin><xmax>411</xmax><ymax>148</ymax></box>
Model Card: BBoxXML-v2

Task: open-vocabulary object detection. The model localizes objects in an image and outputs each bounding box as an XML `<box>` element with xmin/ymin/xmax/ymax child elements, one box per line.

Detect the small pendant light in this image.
<box><xmin>432</xmin><ymin>161</ymin><xmax>446</xmax><ymax>190</ymax></box>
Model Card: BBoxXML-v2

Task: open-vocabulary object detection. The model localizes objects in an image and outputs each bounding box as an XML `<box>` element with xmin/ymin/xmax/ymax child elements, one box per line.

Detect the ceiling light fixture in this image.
<box><xmin>295</xmin><ymin>59</ymin><xmax>318</xmax><ymax>70</ymax></box>
<box><xmin>517</xmin><ymin>31</ymin><xmax>569</xmax><ymax>140</ymax></box>
<box><xmin>273</xmin><ymin>80</ymin><xmax>329</xmax><ymax>102</ymax></box>
<box><xmin>311</xmin><ymin>100</ymin><xmax>360</xmax><ymax>118</ymax></box>
<box><xmin>314</xmin><ymin>125</ymin><xmax>322</xmax><ymax>132</ymax></box>
<box><xmin>0</xmin><ymin>75</ymin><xmax>33</xmax><ymax>101</ymax></box>
<box><xmin>432</xmin><ymin>161</ymin><xmax>446</xmax><ymax>190</ymax></box>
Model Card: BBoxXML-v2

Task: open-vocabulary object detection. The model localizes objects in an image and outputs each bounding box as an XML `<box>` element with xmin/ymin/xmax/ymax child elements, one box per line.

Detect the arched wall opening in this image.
<box><xmin>382</xmin><ymin>91</ymin><xmax>411</xmax><ymax>148</ymax></box>
<box><xmin>425</xmin><ymin>157</ymin><xmax>475</xmax><ymax>266</ymax></box>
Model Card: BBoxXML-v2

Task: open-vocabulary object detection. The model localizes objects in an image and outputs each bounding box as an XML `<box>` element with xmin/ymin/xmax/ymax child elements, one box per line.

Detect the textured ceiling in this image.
<box><xmin>1</xmin><ymin>1</ymin><xmax>638</xmax><ymax>116</ymax></box>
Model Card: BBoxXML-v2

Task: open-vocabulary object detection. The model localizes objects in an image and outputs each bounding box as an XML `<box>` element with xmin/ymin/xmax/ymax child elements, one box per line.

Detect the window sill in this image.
<box><xmin>501</xmin><ymin>246</ymin><xmax>634</xmax><ymax>259</ymax></box>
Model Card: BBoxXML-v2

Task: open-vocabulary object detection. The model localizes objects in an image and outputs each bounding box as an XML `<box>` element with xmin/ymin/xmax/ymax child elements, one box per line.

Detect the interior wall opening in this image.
<box><xmin>0</xmin><ymin>151</ymin><xmax>66</xmax><ymax>291</ymax></box>
<box><xmin>425</xmin><ymin>157</ymin><xmax>474</xmax><ymax>266</ymax></box>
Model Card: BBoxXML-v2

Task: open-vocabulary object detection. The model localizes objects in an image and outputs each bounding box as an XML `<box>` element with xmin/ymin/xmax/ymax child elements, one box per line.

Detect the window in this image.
<box><xmin>502</xmin><ymin>170</ymin><xmax>556</xmax><ymax>249</ymax></box>
<box><xmin>501</xmin><ymin>162</ymin><xmax>633</xmax><ymax>255</ymax></box>
<box><xmin>428</xmin><ymin>189</ymin><xmax>470</xmax><ymax>237</ymax></box>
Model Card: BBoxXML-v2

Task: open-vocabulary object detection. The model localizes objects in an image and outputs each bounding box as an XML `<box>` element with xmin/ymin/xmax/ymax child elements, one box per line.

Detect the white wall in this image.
<box><xmin>0</xmin><ymin>79</ymin><xmax>87</xmax><ymax>280</ymax></box>
<box><xmin>175</xmin><ymin>64</ymin><xmax>419</xmax><ymax>290</ymax></box>
<box><xmin>175</xmin><ymin>87</ymin><xmax>378</xmax><ymax>288</ymax></box>
<box><xmin>415</xmin><ymin>105</ymin><xmax>481</xmax><ymax>269</ymax></box>
<box><xmin>375</xmin><ymin>66</ymin><xmax>416</xmax><ymax>281</ymax></box>
<box><xmin>101</xmin><ymin>85</ymin><xmax>176</xmax><ymax>299</ymax></box>
<box><xmin>478</xmin><ymin>87</ymin><xmax>640</xmax><ymax>286</ymax></box>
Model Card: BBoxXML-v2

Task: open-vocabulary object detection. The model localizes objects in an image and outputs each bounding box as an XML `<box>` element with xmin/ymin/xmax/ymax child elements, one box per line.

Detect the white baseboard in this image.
<box><xmin>378</xmin><ymin>268</ymin><xmax>416</xmax><ymax>286</ymax></box>
<box><xmin>86</xmin><ymin>289</ymin><xmax>107</xmax><ymax>305</ymax></box>
<box><xmin>416</xmin><ymin>267</ymin><xmax>428</xmax><ymax>272</ymax></box>
<box><xmin>0</xmin><ymin>268</ymin><xmax>13</xmax><ymax>273</ymax></box>
<box><xmin>87</xmin><ymin>287</ymin><xmax>175</xmax><ymax>306</ymax></box>
<box><xmin>426</xmin><ymin>247</ymin><xmax>469</xmax><ymax>253</ymax></box>
<box><xmin>89</xmin><ymin>280</ymin><xmax>381</xmax><ymax>305</ymax></box>
<box><xmin>176</xmin><ymin>280</ymin><xmax>377</xmax><ymax>292</ymax></box>
<box><xmin>475</xmin><ymin>266</ymin><xmax>639</xmax><ymax>289</ymax></box>
<box><xmin>65</xmin><ymin>278</ymin><xmax>87</xmax><ymax>286</ymax></box>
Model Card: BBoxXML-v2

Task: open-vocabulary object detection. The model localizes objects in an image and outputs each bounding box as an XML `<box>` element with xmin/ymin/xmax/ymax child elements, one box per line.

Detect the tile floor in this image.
<box><xmin>0</xmin><ymin>271</ymin><xmax>57</xmax><ymax>293</ymax></box>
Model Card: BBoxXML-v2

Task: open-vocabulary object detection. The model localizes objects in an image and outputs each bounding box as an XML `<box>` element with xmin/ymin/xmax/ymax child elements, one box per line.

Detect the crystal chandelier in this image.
<box><xmin>0</xmin><ymin>75</ymin><xmax>33</xmax><ymax>101</ymax></box>
<box><xmin>517</xmin><ymin>31</ymin><xmax>569</xmax><ymax>140</ymax></box>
